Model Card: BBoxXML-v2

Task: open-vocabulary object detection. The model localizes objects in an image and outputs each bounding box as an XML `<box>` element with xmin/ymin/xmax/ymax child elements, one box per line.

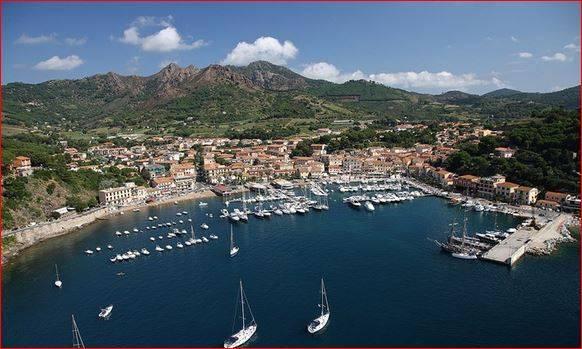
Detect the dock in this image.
<box><xmin>481</xmin><ymin>214</ymin><xmax>569</xmax><ymax>266</ymax></box>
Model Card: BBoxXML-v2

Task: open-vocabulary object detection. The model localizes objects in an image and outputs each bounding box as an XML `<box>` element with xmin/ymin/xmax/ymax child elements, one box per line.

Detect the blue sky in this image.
<box><xmin>3</xmin><ymin>2</ymin><xmax>580</xmax><ymax>94</ymax></box>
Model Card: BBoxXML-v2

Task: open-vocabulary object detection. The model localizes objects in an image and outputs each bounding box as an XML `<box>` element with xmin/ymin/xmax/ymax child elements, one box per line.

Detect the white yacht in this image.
<box><xmin>364</xmin><ymin>201</ymin><xmax>375</xmax><ymax>211</ymax></box>
<box><xmin>229</xmin><ymin>226</ymin><xmax>239</xmax><ymax>257</ymax></box>
<box><xmin>307</xmin><ymin>278</ymin><xmax>330</xmax><ymax>334</ymax></box>
<box><xmin>177</xmin><ymin>243</ymin><xmax>184</xmax><ymax>248</ymax></box>
<box><xmin>98</xmin><ymin>305</ymin><xmax>113</xmax><ymax>319</ymax></box>
<box><xmin>165</xmin><ymin>245</ymin><xmax>173</xmax><ymax>250</ymax></box>
<box><xmin>224</xmin><ymin>280</ymin><xmax>257</xmax><ymax>348</ymax></box>
<box><xmin>54</xmin><ymin>264</ymin><xmax>63</xmax><ymax>288</ymax></box>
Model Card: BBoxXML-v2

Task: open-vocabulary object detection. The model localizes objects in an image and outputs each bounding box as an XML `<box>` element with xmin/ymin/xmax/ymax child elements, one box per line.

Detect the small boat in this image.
<box><xmin>133</xmin><ymin>208</ymin><xmax>140</xmax><ymax>212</ymax></box>
<box><xmin>307</xmin><ymin>278</ymin><xmax>330</xmax><ymax>334</ymax></box>
<box><xmin>188</xmin><ymin>218</ymin><xmax>192</xmax><ymax>222</ymax></box>
<box><xmin>202</xmin><ymin>237</ymin><xmax>209</xmax><ymax>243</ymax></box>
<box><xmin>177</xmin><ymin>243</ymin><xmax>184</xmax><ymax>248</ymax></box>
<box><xmin>84</xmin><ymin>250</ymin><xmax>94</xmax><ymax>255</ymax></box>
<box><xmin>122</xmin><ymin>253</ymin><xmax>130</xmax><ymax>260</ymax></box>
<box><xmin>155</xmin><ymin>245</ymin><xmax>164</xmax><ymax>252</ymax></box>
<box><xmin>110</xmin><ymin>256</ymin><xmax>117</xmax><ymax>263</ymax></box>
<box><xmin>123</xmin><ymin>230</ymin><xmax>130</xmax><ymax>235</ymax></box>
<box><xmin>141</xmin><ymin>248</ymin><xmax>150</xmax><ymax>255</ymax></box>
<box><xmin>451</xmin><ymin>252</ymin><xmax>479</xmax><ymax>260</ymax></box>
<box><xmin>229</xmin><ymin>226</ymin><xmax>239</xmax><ymax>257</ymax></box>
<box><xmin>115</xmin><ymin>254</ymin><xmax>123</xmax><ymax>261</ymax></box>
<box><xmin>98</xmin><ymin>305</ymin><xmax>113</xmax><ymax>319</ymax></box>
<box><xmin>364</xmin><ymin>201</ymin><xmax>375</xmax><ymax>212</ymax></box>
<box><xmin>165</xmin><ymin>245</ymin><xmax>173</xmax><ymax>250</ymax></box>
<box><xmin>185</xmin><ymin>240</ymin><xmax>192</xmax><ymax>246</ymax></box>
<box><xmin>158</xmin><ymin>236</ymin><xmax>163</xmax><ymax>240</ymax></box>
<box><xmin>115</xmin><ymin>231</ymin><xmax>122</xmax><ymax>236</ymax></box>
<box><xmin>174</xmin><ymin>201</ymin><xmax>179</xmax><ymax>205</ymax></box>
<box><xmin>182</xmin><ymin>211</ymin><xmax>188</xmax><ymax>214</ymax></box>
<box><xmin>54</xmin><ymin>264</ymin><xmax>63</xmax><ymax>288</ymax></box>
<box><xmin>179</xmin><ymin>220</ymin><xmax>184</xmax><ymax>224</ymax></box>
<box><xmin>199</xmin><ymin>202</ymin><xmax>208</xmax><ymax>207</ymax></box>
<box><xmin>150</xmin><ymin>237</ymin><xmax>156</xmax><ymax>242</ymax></box>
<box><xmin>201</xmin><ymin>223</ymin><xmax>209</xmax><ymax>230</ymax></box>
<box><xmin>176</xmin><ymin>212</ymin><xmax>182</xmax><ymax>216</ymax></box>
<box><xmin>223</xmin><ymin>280</ymin><xmax>257</xmax><ymax>348</ymax></box>
<box><xmin>274</xmin><ymin>209</ymin><xmax>283</xmax><ymax>216</ymax></box>
<box><xmin>148</xmin><ymin>216</ymin><xmax>154</xmax><ymax>221</ymax></box>
<box><xmin>153</xmin><ymin>216</ymin><xmax>158</xmax><ymax>220</ymax></box>
<box><xmin>107</xmin><ymin>245</ymin><xmax>113</xmax><ymax>249</ymax></box>
<box><xmin>209</xmin><ymin>234</ymin><xmax>218</xmax><ymax>240</ymax></box>
<box><xmin>116</xmin><ymin>272</ymin><xmax>125</xmax><ymax>276</ymax></box>
<box><xmin>133</xmin><ymin>228</ymin><xmax>139</xmax><ymax>233</ymax></box>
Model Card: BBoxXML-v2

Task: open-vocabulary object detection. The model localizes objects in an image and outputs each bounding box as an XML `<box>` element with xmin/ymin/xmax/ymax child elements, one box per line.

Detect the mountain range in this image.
<box><xmin>3</xmin><ymin>61</ymin><xmax>579</xmax><ymax>131</ymax></box>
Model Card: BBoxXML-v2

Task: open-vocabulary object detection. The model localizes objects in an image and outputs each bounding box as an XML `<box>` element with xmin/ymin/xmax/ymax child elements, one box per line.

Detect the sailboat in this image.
<box><xmin>54</xmin><ymin>264</ymin><xmax>63</xmax><ymax>288</ymax></box>
<box><xmin>230</xmin><ymin>226</ymin><xmax>239</xmax><ymax>257</ymax></box>
<box><xmin>451</xmin><ymin>218</ymin><xmax>479</xmax><ymax>260</ymax></box>
<box><xmin>307</xmin><ymin>278</ymin><xmax>330</xmax><ymax>334</ymax></box>
<box><xmin>72</xmin><ymin>314</ymin><xmax>85</xmax><ymax>348</ymax></box>
<box><xmin>224</xmin><ymin>280</ymin><xmax>257</xmax><ymax>348</ymax></box>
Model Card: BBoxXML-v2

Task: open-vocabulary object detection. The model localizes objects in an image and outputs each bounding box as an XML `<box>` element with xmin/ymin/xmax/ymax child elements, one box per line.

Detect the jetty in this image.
<box><xmin>481</xmin><ymin>213</ymin><xmax>570</xmax><ymax>266</ymax></box>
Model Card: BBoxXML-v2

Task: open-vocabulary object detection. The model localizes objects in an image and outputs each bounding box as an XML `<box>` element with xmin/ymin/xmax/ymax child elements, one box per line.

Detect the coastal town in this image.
<box><xmin>3</xmin><ymin>119</ymin><xmax>578</xmax><ymax>267</ymax></box>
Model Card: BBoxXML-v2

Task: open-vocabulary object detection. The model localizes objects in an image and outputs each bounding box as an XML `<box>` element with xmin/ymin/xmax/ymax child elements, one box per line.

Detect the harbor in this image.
<box><xmin>2</xmin><ymin>187</ymin><xmax>579</xmax><ymax>347</ymax></box>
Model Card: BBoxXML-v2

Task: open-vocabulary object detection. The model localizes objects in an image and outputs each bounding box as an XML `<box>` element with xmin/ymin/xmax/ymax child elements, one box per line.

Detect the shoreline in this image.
<box><xmin>1</xmin><ymin>189</ymin><xmax>217</xmax><ymax>264</ymax></box>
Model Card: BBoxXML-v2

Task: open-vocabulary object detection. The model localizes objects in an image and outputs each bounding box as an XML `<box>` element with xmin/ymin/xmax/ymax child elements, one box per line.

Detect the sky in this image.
<box><xmin>2</xmin><ymin>2</ymin><xmax>580</xmax><ymax>94</ymax></box>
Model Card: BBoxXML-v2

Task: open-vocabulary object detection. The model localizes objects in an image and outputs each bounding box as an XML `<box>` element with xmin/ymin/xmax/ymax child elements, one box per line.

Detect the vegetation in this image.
<box><xmin>443</xmin><ymin>108</ymin><xmax>580</xmax><ymax>193</ymax></box>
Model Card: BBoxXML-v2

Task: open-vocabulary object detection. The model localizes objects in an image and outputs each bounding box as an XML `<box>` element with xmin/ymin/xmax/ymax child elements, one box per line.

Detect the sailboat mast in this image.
<box><xmin>230</xmin><ymin>226</ymin><xmax>234</xmax><ymax>250</ymax></box>
<box><xmin>320</xmin><ymin>278</ymin><xmax>324</xmax><ymax>316</ymax></box>
<box><xmin>72</xmin><ymin>314</ymin><xmax>85</xmax><ymax>348</ymax></box>
<box><xmin>240</xmin><ymin>280</ymin><xmax>245</xmax><ymax>330</ymax></box>
<box><xmin>55</xmin><ymin>264</ymin><xmax>60</xmax><ymax>281</ymax></box>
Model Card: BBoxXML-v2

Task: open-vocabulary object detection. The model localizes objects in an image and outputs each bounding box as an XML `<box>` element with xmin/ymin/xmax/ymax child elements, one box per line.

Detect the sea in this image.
<box><xmin>2</xmin><ymin>191</ymin><xmax>580</xmax><ymax>347</ymax></box>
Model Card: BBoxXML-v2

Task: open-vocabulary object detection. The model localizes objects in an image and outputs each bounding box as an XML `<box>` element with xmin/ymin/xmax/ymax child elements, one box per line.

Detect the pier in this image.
<box><xmin>481</xmin><ymin>214</ymin><xmax>570</xmax><ymax>266</ymax></box>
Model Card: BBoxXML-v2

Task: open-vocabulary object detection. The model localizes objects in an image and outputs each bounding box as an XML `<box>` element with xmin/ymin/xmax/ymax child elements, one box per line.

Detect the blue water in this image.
<box><xmin>2</xmin><ymin>193</ymin><xmax>580</xmax><ymax>347</ymax></box>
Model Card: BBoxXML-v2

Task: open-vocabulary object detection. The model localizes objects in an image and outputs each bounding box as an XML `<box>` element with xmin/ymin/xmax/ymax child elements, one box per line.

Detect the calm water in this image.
<box><xmin>2</xmin><ymin>193</ymin><xmax>580</xmax><ymax>347</ymax></box>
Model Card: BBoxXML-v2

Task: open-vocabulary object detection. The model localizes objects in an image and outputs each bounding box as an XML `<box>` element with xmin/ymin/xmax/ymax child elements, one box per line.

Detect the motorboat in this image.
<box><xmin>201</xmin><ymin>223</ymin><xmax>209</xmax><ymax>230</ymax></box>
<box><xmin>165</xmin><ymin>245</ymin><xmax>173</xmax><ymax>250</ymax></box>
<box><xmin>99</xmin><ymin>305</ymin><xmax>113</xmax><ymax>319</ymax></box>
<box><xmin>84</xmin><ymin>250</ymin><xmax>94</xmax><ymax>255</ymax></box>
<box><xmin>155</xmin><ymin>245</ymin><xmax>164</xmax><ymax>252</ymax></box>
<box><xmin>107</xmin><ymin>245</ymin><xmax>113</xmax><ymax>249</ymax></box>
<box><xmin>150</xmin><ymin>237</ymin><xmax>156</xmax><ymax>242</ymax></box>
<box><xmin>141</xmin><ymin>248</ymin><xmax>150</xmax><ymax>255</ymax></box>
<box><xmin>364</xmin><ymin>201</ymin><xmax>375</xmax><ymax>212</ymax></box>
<box><xmin>209</xmin><ymin>234</ymin><xmax>218</xmax><ymax>240</ymax></box>
<box><xmin>202</xmin><ymin>237</ymin><xmax>209</xmax><ymax>243</ymax></box>
<box><xmin>177</xmin><ymin>243</ymin><xmax>184</xmax><ymax>248</ymax></box>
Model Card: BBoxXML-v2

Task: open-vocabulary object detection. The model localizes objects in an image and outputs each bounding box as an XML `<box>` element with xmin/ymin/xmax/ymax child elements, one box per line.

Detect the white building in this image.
<box><xmin>98</xmin><ymin>182</ymin><xmax>147</xmax><ymax>206</ymax></box>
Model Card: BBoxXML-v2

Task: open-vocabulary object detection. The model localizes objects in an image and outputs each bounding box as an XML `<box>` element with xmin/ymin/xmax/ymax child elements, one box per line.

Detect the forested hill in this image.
<box><xmin>3</xmin><ymin>61</ymin><xmax>579</xmax><ymax>132</ymax></box>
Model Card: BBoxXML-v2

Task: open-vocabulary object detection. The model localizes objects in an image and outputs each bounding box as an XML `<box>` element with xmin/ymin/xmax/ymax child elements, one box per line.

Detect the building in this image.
<box><xmin>495</xmin><ymin>147</ymin><xmax>516</xmax><ymax>158</ymax></box>
<box><xmin>477</xmin><ymin>174</ymin><xmax>506</xmax><ymax>199</ymax></box>
<box><xmin>513</xmin><ymin>186</ymin><xmax>539</xmax><ymax>205</ymax></box>
<box><xmin>151</xmin><ymin>176</ymin><xmax>176</xmax><ymax>193</ymax></box>
<box><xmin>142</xmin><ymin>164</ymin><xmax>167</xmax><ymax>179</ymax></box>
<box><xmin>495</xmin><ymin>182</ymin><xmax>520</xmax><ymax>202</ymax></box>
<box><xmin>536</xmin><ymin>199</ymin><xmax>560</xmax><ymax>210</ymax></box>
<box><xmin>453</xmin><ymin>175</ymin><xmax>480</xmax><ymax>193</ymax></box>
<box><xmin>98</xmin><ymin>182</ymin><xmax>147</xmax><ymax>206</ymax></box>
<box><xmin>544</xmin><ymin>191</ymin><xmax>570</xmax><ymax>204</ymax></box>
<box><xmin>13</xmin><ymin>156</ymin><xmax>33</xmax><ymax>177</ymax></box>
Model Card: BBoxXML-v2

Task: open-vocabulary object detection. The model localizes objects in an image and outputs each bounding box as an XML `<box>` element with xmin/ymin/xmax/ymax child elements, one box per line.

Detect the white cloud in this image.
<box><xmin>510</xmin><ymin>36</ymin><xmax>519</xmax><ymax>43</ymax></box>
<box><xmin>222</xmin><ymin>36</ymin><xmax>298</xmax><ymax>66</ymax></box>
<box><xmin>301</xmin><ymin>62</ymin><xmax>364</xmax><ymax>83</ymax></box>
<box><xmin>541</xmin><ymin>52</ymin><xmax>567</xmax><ymax>62</ymax></box>
<box><xmin>15</xmin><ymin>33</ymin><xmax>56</xmax><ymax>44</ymax></box>
<box><xmin>159</xmin><ymin>59</ymin><xmax>178</xmax><ymax>68</ymax></box>
<box><xmin>34</xmin><ymin>55</ymin><xmax>84</xmax><ymax>70</ymax></box>
<box><xmin>518</xmin><ymin>52</ymin><xmax>533</xmax><ymax>58</ymax></box>
<box><xmin>65</xmin><ymin>37</ymin><xmax>87</xmax><ymax>46</ymax></box>
<box><xmin>564</xmin><ymin>43</ymin><xmax>581</xmax><ymax>52</ymax></box>
<box><xmin>118</xmin><ymin>17</ymin><xmax>207</xmax><ymax>52</ymax></box>
<box><xmin>299</xmin><ymin>61</ymin><xmax>503</xmax><ymax>92</ymax></box>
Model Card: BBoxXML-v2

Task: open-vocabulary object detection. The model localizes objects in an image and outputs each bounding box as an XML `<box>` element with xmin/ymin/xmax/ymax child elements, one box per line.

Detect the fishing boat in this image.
<box><xmin>99</xmin><ymin>305</ymin><xmax>113</xmax><ymax>319</ymax></box>
<box><xmin>72</xmin><ymin>315</ymin><xmax>85</xmax><ymax>348</ymax></box>
<box><xmin>223</xmin><ymin>280</ymin><xmax>257</xmax><ymax>348</ymax></box>
<box><xmin>54</xmin><ymin>264</ymin><xmax>63</xmax><ymax>288</ymax></box>
<box><xmin>307</xmin><ymin>278</ymin><xmax>330</xmax><ymax>334</ymax></box>
<box><xmin>230</xmin><ymin>226</ymin><xmax>239</xmax><ymax>257</ymax></box>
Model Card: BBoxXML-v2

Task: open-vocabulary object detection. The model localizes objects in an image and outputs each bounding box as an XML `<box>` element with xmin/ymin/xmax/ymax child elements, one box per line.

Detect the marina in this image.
<box><xmin>1</xmin><ymin>188</ymin><xmax>579</xmax><ymax>347</ymax></box>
